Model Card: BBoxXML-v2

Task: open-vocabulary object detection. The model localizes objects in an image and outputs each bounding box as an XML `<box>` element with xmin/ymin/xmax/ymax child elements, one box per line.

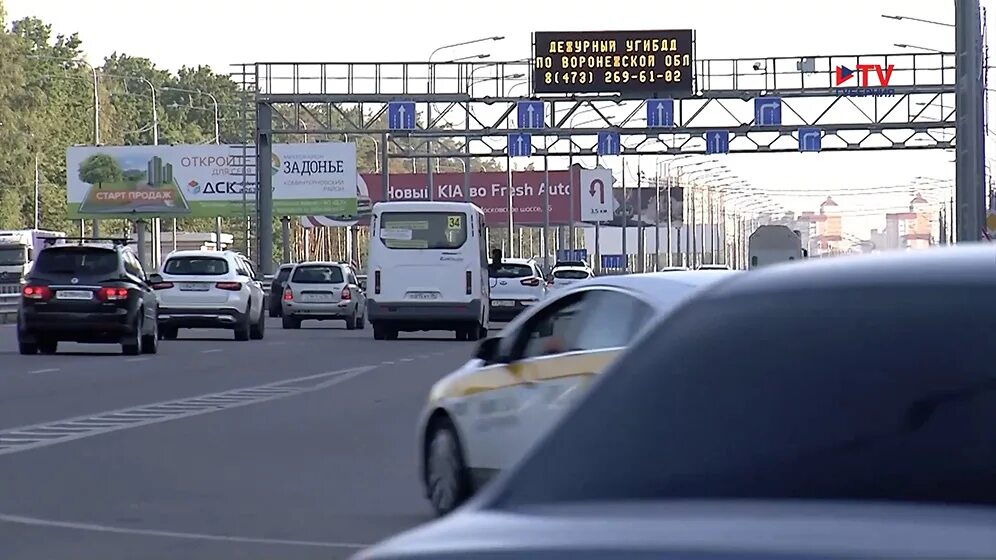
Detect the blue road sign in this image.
<box><xmin>601</xmin><ymin>254</ymin><xmax>624</xmax><ymax>269</ymax></box>
<box><xmin>387</xmin><ymin>101</ymin><xmax>416</xmax><ymax>130</ymax></box>
<box><xmin>647</xmin><ymin>99</ymin><xmax>675</xmax><ymax>128</ymax></box>
<box><xmin>754</xmin><ymin>97</ymin><xmax>782</xmax><ymax>126</ymax></box>
<box><xmin>597</xmin><ymin>131</ymin><xmax>621</xmax><ymax>156</ymax></box>
<box><xmin>516</xmin><ymin>101</ymin><xmax>545</xmax><ymax>129</ymax></box>
<box><xmin>798</xmin><ymin>128</ymin><xmax>822</xmax><ymax>152</ymax></box>
<box><xmin>507</xmin><ymin>133</ymin><xmax>533</xmax><ymax>158</ymax></box>
<box><xmin>705</xmin><ymin>130</ymin><xmax>730</xmax><ymax>154</ymax></box>
<box><xmin>557</xmin><ymin>249</ymin><xmax>588</xmax><ymax>262</ymax></box>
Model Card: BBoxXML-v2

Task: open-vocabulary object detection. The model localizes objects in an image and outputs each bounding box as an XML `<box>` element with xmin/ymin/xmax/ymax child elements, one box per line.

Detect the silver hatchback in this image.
<box><xmin>280</xmin><ymin>262</ymin><xmax>367</xmax><ymax>330</ymax></box>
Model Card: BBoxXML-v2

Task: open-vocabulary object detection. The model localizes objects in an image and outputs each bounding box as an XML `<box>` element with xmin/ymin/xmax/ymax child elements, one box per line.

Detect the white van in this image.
<box><xmin>367</xmin><ymin>201</ymin><xmax>490</xmax><ymax>341</ymax></box>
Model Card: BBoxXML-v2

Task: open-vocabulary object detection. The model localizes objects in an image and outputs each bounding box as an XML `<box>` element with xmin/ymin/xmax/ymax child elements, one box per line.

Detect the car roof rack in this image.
<box><xmin>43</xmin><ymin>236</ymin><xmax>131</xmax><ymax>247</ymax></box>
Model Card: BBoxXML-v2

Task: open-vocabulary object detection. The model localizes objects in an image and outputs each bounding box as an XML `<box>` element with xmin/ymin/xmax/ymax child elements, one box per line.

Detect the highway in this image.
<box><xmin>0</xmin><ymin>320</ymin><xmax>476</xmax><ymax>560</ymax></box>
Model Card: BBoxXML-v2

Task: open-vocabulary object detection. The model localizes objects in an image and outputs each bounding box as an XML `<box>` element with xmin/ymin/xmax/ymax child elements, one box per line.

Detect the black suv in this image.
<box><xmin>17</xmin><ymin>237</ymin><xmax>160</xmax><ymax>356</ymax></box>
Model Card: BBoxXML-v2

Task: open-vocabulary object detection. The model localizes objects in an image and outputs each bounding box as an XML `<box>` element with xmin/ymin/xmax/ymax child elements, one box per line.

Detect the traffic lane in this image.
<box><xmin>0</xmin><ymin>348</ymin><xmax>473</xmax><ymax>560</ymax></box>
<box><xmin>0</xmin><ymin>320</ymin><xmax>466</xmax><ymax>432</ymax></box>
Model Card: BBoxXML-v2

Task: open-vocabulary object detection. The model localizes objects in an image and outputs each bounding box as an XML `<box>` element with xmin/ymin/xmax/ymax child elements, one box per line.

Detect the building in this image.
<box><xmin>882</xmin><ymin>193</ymin><xmax>934</xmax><ymax>250</ymax></box>
<box><xmin>812</xmin><ymin>196</ymin><xmax>844</xmax><ymax>254</ymax></box>
<box><xmin>147</xmin><ymin>156</ymin><xmax>173</xmax><ymax>186</ymax></box>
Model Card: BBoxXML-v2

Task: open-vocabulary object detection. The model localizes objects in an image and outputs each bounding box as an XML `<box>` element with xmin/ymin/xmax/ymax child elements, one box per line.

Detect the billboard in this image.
<box><xmin>532</xmin><ymin>30</ymin><xmax>695</xmax><ymax>96</ymax></box>
<box><xmin>301</xmin><ymin>169</ymin><xmax>582</xmax><ymax>228</ymax></box>
<box><xmin>598</xmin><ymin>184</ymin><xmax>685</xmax><ymax>227</ymax></box>
<box><xmin>66</xmin><ymin>144</ymin><xmax>357</xmax><ymax>218</ymax></box>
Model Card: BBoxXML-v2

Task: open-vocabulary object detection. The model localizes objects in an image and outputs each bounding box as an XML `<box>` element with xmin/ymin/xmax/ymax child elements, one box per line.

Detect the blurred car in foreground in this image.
<box><xmin>358</xmin><ymin>244</ymin><xmax>996</xmax><ymax>560</ymax></box>
<box><xmin>417</xmin><ymin>269</ymin><xmax>738</xmax><ymax>515</ymax></box>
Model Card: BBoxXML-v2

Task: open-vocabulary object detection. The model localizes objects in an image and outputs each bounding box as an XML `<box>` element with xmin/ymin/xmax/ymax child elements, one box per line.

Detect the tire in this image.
<box><xmin>161</xmin><ymin>327</ymin><xmax>178</xmax><ymax>340</ymax></box>
<box><xmin>18</xmin><ymin>341</ymin><xmax>38</xmax><ymax>355</ymax></box>
<box><xmin>38</xmin><ymin>338</ymin><xmax>58</xmax><ymax>355</ymax></box>
<box><xmin>454</xmin><ymin>329</ymin><xmax>465</xmax><ymax>341</ymax></box>
<box><xmin>356</xmin><ymin>310</ymin><xmax>366</xmax><ymax>329</ymax></box>
<box><xmin>250</xmin><ymin>310</ymin><xmax>266</xmax><ymax>340</ymax></box>
<box><xmin>122</xmin><ymin>315</ymin><xmax>142</xmax><ymax>355</ymax></box>
<box><xmin>282</xmin><ymin>315</ymin><xmax>300</xmax><ymax>329</ymax></box>
<box><xmin>478</xmin><ymin>324</ymin><xmax>489</xmax><ymax>339</ymax></box>
<box><xmin>234</xmin><ymin>306</ymin><xmax>252</xmax><ymax>341</ymax></box>
<box><xmin>141</xmin><ymin>317</ymin><xmax>158</xmax><ymax>354</ymax></box>
<box><xmin>465</xmin><ymin>324</ymin><xmax>481</xmax><ymax>342</ymax></box>
<box><xmin>387</xmin><ymin>328</ymin><xmax>399</xmax><ymax>340</ymax></box>
<box><xmin>345</xmin><ymin>313</ymin><xmax>357</xmax><ymax>330</ymax></box>
<box><xmin>268</xmin><ymin>301</ymin><xmax>280</xmax><ymax>318</ymax></box>
<box><xmin>373</xmin><ymin>324</ymin><xmax>386</xmax><ymax>340</ymax></box>
<box><xmin>424</xmin><ymin>417</ymin><xmax>472</xmax><ymax>517</ymax></box>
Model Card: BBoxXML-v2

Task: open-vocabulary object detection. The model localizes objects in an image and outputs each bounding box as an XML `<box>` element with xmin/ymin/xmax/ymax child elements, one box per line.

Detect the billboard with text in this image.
<box><xmin>66</xmin><ymin>144</ymin><xmax>357</xmax><ymax>218</ymax></box>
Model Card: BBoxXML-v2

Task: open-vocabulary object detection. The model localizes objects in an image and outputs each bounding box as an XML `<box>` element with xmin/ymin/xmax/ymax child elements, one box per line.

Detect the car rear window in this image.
<box><xmin>490</xmin><ymin>264</ymin><xmax>534</xmax><ymax>278</ymax></box>
<box><xmin>292</xmin><ymin>265</ymin><xmax>344</xmax><ymax>284</ymax></box>
<box><xmin>33</xmin><ymin>247</ymin><xmax>118</xmax><ymax>275</ymax></box>
<box><xmin>163</xmin><ymin>257</ymin><xmax>229</xmax><ymax>275</ymax></box>
<box><xmin>379</xmin><ymin>211</ymin><xmax>467</xmax><ymax>250</ymax></box>
<box><xmin>554</xmin><ymin>269</ymin><xmax>590</xmax><ymax>279</ymax></box>
<box><xmin>276</xmin><ymin>267</ymin><xmax>293</xmax><ymax>281</ymax></box>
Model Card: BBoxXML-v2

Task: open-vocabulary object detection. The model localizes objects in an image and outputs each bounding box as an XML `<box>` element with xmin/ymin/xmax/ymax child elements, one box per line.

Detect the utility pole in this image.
<box><xmin>955</xmin><ymin>0</ymin><xmax>987</xmax><ymax>241</ymax></box>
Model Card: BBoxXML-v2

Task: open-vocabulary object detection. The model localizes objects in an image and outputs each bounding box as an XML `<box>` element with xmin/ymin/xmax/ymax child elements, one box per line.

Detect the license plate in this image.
<box><xmin>179</xmin><ymin>283</ymin><xmax>210</xmax><ymax>291</ymax></box>
<box><xmin>491</xmin><ymin>300</ymin><xmax>514</xmax><ymax>307</ymax></box>
<box><xmin>301</xmin><ymin>293</ymin><xmax>334</xmax><ymax>302</ymax></box>
<box><xmin>407</xmin><ymin>292</ymin><xmax>440</xmax><ymax>300</ymax></box>
<box><xmin>57</xmin><ymin>290</ymin><xmax>93</xmax><ymax>300</ymax></box>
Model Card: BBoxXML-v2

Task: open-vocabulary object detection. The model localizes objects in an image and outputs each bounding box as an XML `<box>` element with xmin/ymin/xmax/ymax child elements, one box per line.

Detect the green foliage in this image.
<box><xmin>78</xmin><ymin>153</ymin><xmax>123</xmax><ymax>186</ymax></box>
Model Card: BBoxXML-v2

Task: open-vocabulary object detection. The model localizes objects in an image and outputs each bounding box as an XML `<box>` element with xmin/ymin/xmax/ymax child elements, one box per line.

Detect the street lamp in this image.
<box><xmin>161</xmin><ymin>86</ymin><xmax>220</xmax><ymax>144</ymax></box>
<box><xmin>895</xmin><ymin>43</ymin><xmax>946</xmax><ymax>53</ymax></box>
<box><xmin>881</xmin><ymin>13</ymin><xmax>955</xmax><ymax>27</ymax></box>
<box><xmin>446</xmin><ymin>53</ymin><xmax>491</xmax><ymax>63</ymax></box>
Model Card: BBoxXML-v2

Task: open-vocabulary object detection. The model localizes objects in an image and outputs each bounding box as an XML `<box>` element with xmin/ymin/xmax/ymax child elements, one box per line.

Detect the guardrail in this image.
<box><xmin>0</xmin><ymin>292</ymin><xmax>17</xmax><ymax>324</ymax></box>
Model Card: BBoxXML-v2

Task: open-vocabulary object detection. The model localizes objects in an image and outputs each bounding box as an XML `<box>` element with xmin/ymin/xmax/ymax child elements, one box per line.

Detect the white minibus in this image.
<box><xmin>367</xmin><ymin>201</ymin><xmax>489</xmax><ymax>341</ymax></box>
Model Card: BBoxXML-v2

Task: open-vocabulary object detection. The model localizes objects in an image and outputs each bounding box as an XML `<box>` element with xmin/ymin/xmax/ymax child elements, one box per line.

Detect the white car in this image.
<box><xmin>150</xmin><ymin>250</ymin><xmax>267</xmax><ymax>341</ymax></box>
<box><xmin>487</xmin><ymin>258</ymin><xmax>546</xmax><ymax>322</ymax></box>
<box><xmin>547</xmin><ymin>265</ymin><xmax>593</xmax><ymax>291</ymax></box>
<box><xmin>418</xmin><ymin>269</ymin><xmax>739</xmax><ymax>516</ymax></box>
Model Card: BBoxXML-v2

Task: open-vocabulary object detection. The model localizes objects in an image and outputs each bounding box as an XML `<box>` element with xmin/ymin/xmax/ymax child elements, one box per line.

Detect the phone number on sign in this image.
<box><xmin>541</xmin><ymin>70</ymin><xmax>683</xmax><ymax>86</ymax></box>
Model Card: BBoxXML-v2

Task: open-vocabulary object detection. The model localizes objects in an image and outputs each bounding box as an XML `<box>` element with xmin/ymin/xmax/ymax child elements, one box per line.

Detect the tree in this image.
<box><xmin>78</xmin><ymin>153</ymin><xmax>123</xmax><ymax>189</ymax></box>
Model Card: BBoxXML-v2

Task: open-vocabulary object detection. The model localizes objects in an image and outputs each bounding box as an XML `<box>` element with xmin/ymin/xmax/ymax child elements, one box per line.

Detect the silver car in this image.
<box><xmin>280</xmin><ymin>261</ymin><xmax>366</xmax><ymax>330</ymax></box>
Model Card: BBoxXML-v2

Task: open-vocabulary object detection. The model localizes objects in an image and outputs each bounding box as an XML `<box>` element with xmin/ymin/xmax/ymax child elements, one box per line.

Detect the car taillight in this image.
<box><xmin>341</xmin><ymin>286</ymin><xmax>351</xmax><ymax>300</ymax></box>
<box><xmin>98</xmin><ymin>287</ymin><xmax>129</xmax><ymax>301</ymax></box>
<box><xmin>22</xmin><ymin>285</ymin><xmax>52</xmax><ymax>300</ymax></box>
<box><xmin>520</xmin><ymin>277</ymin><xmax>541</xmax><ymax>287</ymax></box>
<box><xmin>283</xmin><ymin>288</ymin><xmax>293</xmax><ymax>301</ymax></box>
<box><xmin>215</xmin><ymin>282</ymin><xmax>242</xmax><ymax>291</ymax></box>
<box><xmin>374</xmin><ymin>270</ymin><xmax>381</xmax><ymax>295</ymax></box>
<box><xmin>151</xmin><ymin>281</ymin><xmax>174</xmax><ymax>290</ymax></box>
<box><xmin>466</xmin><ymin>271</ymin><xmax>472</xmax><ymax>295</ymax></box>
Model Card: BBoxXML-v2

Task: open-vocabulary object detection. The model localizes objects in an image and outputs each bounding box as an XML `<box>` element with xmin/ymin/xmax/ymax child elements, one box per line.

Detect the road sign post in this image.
<box><xmin>579</xmin><ymin>166</ymin><xmax>613</xmax><ymax>222</ymax></box>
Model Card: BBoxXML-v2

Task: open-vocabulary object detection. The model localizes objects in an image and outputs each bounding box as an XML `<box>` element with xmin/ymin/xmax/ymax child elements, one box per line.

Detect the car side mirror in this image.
<box><xmin>148</xmin><ymin>273</ymin><xmax>163</xmax><ymax>284</ymax></box>
<box><xmin>474</xmin><ymin>336</ymin><xmax>502</xmax><ymax>363</ymax></box>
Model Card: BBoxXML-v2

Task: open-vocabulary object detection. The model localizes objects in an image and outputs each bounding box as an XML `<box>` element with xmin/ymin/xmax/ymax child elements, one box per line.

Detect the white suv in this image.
<box><xmin>548</xmin><ymin>265</ymin><xmax>594</xmax><ymax>291</ymax></box>
<box><xmin>150</xmin><ymin>250</ymin><xmax>266</xmax><ymax>341</ymax></box>
<box><xmin>487</xmin><ymin>258</ymin><xmax>547</xmax><ymax>322</ymax></box>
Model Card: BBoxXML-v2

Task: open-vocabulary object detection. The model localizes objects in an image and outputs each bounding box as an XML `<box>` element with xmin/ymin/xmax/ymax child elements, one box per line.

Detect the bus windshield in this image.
<box><xmin>379</xmin><ymin>211</ymin><xmax>468</xmax><ymax>250</ymax></box>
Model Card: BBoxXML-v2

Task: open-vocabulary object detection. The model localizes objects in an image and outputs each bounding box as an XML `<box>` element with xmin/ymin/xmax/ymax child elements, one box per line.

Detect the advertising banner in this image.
<box><xmin>599</xmin><ymin>184</ymin><xmax>685</xmax><ymax>227</ymax></box>
<box><xmin>301</xmin><ymin>169</ymin><xmax>582</xmax><ymax>228</ymax></box>
<box><xmin>66</xmin><ymin>144</ymin><xmax>357</xmax><ymax>218</ymax></box>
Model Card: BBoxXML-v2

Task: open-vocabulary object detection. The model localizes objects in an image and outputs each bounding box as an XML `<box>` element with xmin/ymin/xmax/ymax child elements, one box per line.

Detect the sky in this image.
<box><xmin>5</xmin><ymin>0</ymin><xmax>989</xmax><ymax>237</ymax></box>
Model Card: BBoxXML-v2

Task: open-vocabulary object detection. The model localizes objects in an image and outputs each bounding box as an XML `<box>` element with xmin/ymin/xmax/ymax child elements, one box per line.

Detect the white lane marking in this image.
<box><xmin>381</xmin><ymin>361</ymin><xmax>394</xmax><ymax>365</ymax></box>
<box><xmin>399</xmin><ymin>358</ymin><xmax>414</xmax><ymax>362</ymax></box>
<box><xmin>0</xmin><ymin>513</ymin><xmax>370</xmax><ymax>549</ymax></box>
<box><xmin>201</xmin><ymin>348</ymin><xmax>222</xmax><ymax>354</ymax></box>
<box><xmin>124</xmin><ymin>357</ymin><xmax>148</xmax><ymax>363</ymax></box>
<box><xmin>266</xmin><ymin>341</ymin><xmax>285</xmax><ymax>346</ymax></box>
<box><xmin>29</xmin><ymin>368</ymin><xmax>59</xmax><ymax>374</ymax></box>
<box><xmin>0</xmin><ymin>365</ymin><xmax>375</xmax><ymax>457</ymax></box>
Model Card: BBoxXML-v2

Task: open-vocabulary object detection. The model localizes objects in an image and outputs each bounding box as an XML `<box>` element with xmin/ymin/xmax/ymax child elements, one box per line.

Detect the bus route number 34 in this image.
<box><xmin>447</xmin><ymin>216</ymin><xmax>462</xmax><ymax>229</ymax></box>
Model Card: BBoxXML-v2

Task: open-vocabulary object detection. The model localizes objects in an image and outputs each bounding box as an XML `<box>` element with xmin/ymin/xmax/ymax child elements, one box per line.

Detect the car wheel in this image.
<box><xmin>281</xmin><ymin>315</ymin><xmax>300</xmax><ymax>329</ymax></box>
<box><xmin>141</xmin><ymin>318</ymin><xmax>158</xmax><ymax>354</ymax></box>
<box><xmin>373</xmin><ymin>324</ymin><xmax>386</xmax><ymax>340</ymax></box>
<box><xmin>454</xmin><ymin>329</ymin><xmax>465</xmax><ymax>341</ymax></box>
<box><xmin>234</xmin><ymin>307</ymin><xmax>252</xmax><ymax>341</ymax></box>
<box><xmin>250</xmin><ymin>310</ymin><xmax>265</xmax><ymax>340</ymax></box>
<box><xmin>38</xmin><ymin>338</ymin><xmax>58</xmax><ymax>355</ymax></box>
<box><xmin>160</xmin><ymin>327</ymin><xmax>178</xmax><ymax>340</ymax></box>
<box><xmin>356</xmin><ymin>310</ymin><xmax>366</xmax><ymax>329</ymax></box>
<box><xmin>122</xmin><ymin>315</ymin><xmax>142</xmax><ymax>355</ymax></box>
<box><xmin>345</xmin><ymin>313</ymin><xmax>357</xmax><ymax>330</ymax></box>
<box><xmin>425</xmin><ymin>417</ymin><xmax>472</xmax><ymax>517</ymax></box>
<box><xmin>18</xmin><ymin>341</ymin><xmax>38</xmax><ymax>355</ymax></box>
<box><xmin>478</xmin><ymin>323</ymin><xmax>488</xmax><ymax>339</ymax></box>
<box><xmin>268</xmin><ymin>302</ymin><xmax>280</xmax><ymax>318</ymax></box>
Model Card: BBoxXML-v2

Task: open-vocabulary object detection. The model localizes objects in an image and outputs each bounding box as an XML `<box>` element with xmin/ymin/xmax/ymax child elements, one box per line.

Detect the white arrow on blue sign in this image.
<box><xmin>798</xmin><ymin>128</ymin><xmax>822</xmax><ymax>152</ymax></box>
<box><xmin>754</xmin><ymin>97</ymin><xmax>782</xmax><ymax>126</ymax></box>
<box><xmin>516</xmin><ymin>101</ymin><xmax>545</xmax><ymax>129</ymax></box>
<box><xmin>507</xmin><ymin>133</ymin><xmax>533</xmax><ymax>158</ymax></box>
<box><xmin>387</xmin><ymin>101</ymin><xmax>416</xmax><ymax>130</ymax></box>
<box><xmin>597</xmin><ymin>131</ymin><xmax>621</xmax><ymax>156</ymax></box>
<box><xmin>647</xmin><ymin>99</ymin><xmax>675</xmax><ymax>128</ymax></box>
<box><xmin>705</xmin><ymin>130</ymin><xmax>730</xmax><ymax>154</ymax></box>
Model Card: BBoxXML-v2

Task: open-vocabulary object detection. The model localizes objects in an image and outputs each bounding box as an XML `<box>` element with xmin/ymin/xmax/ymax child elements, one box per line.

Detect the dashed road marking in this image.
<box><xmin>0</xmin><ymin>365</ymin><xmax>375</xmax><ymax>457</ymax></box>
<box><xmin>0</xmin><ymin>513</ymin><xmax>370</xmax><ymax>549</ymax></box>
<box><xmin>381</xmin><ymin>360</ymin><xmax>394</xmax><ymax>365</ymax></box>
<box><xmin>201</xmin><ymin>349</ymin><xmax>222</xmax><ymax>354</ymax></box>
<box><xmin>399</xmin><ymin>358</ymin><xmax>414</xmax><ymax>362</ymax></box>
<box><xmin>29</xmin><ymin>368</ymin><xmax>59</xmax><ymax>374</ymax></box>
<box><xmin>124</xmin><ymin>357</ymin><xmax>148</xmax><ymax>363</ymax></box>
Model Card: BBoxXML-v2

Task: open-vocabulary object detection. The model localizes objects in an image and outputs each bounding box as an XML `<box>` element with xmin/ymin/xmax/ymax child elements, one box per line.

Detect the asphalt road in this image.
<box><xmin>0</xmin><ymin>319</ymin><xmax>481</xmax><ymax>560</ymax></box>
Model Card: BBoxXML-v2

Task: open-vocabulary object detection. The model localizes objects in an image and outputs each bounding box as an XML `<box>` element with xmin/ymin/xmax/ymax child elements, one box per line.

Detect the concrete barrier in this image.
<box><xmin>0</xmin><ymin>293</ymin><xmax>17</xmax><ymax>324</ymax></box>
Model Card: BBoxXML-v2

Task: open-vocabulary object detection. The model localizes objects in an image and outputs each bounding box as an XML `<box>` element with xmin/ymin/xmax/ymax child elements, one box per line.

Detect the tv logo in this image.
<box><xmin>833</xmin><ymin>64</ymin><xmax>896</xmax><ymax>97</ymax></box>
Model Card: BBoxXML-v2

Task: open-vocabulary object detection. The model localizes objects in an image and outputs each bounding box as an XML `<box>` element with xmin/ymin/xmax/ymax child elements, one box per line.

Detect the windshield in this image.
<box><xmin>0</xmin><ymin>247</ymin><xmax>26</xmax><ymax>266</ymax></box>
<box><xmin>292</xmin><ymin>265</ymin><xmax>344</xmax><ymax>284</ymax></box>
<box><xmin>553</xmin><ymin>269</ymin><xmax>590</xmax><ymax>280</ymax></box>
<box><xmin>33</xmin><ymin>247</ymin><xmax>118</xmax><ymax>275</ymax></box>
<box><xmin>379</xmin><ymin>211</ymin><xmax>468</xmax><ymax>250</ymax></box>
<box><xmin>490</xmin><ymin>263</ymin><xmax>534</xmax><ymax>278</ymax></box>
<box><xmin>163</xmin><ymin>256</ymin><xmax>229</xmax><ymax>275</ymax></box>
<box><xmin>275</xmin><ymin>267</ymin><xmax>293</xmax><ymax>281</ymax></box>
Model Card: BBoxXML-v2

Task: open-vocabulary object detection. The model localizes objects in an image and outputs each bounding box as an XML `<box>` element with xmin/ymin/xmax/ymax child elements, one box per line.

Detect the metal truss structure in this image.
<box><xmin>229</xmin><ymin>51</ymin><xmax>956</xmax><ymax>271</ymax></box>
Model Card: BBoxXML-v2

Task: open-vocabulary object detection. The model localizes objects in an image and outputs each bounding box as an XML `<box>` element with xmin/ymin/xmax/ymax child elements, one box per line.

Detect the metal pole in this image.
<box><xmin>690</xmin><ymin>183</ymin><xmax>697</xmax><ymax>267</ymax></box>
<box><xmin>543</xmin><ymin>146</ymin><xmax>551</xmax><ymax>274</ymax></box>
<box><xmin>666</xmin><ymin>173</ymin><xmax>673</xmax><ymax>267</ymax></box>
<box><xmin>215</xmin><ymin>217</ymin><xmax>223</xmax><ymax>251</ymax></box>
<box><xmin>427</xmin><ymin>104</ymin><xmax>434</xmax><ymax>200</ymax></box>
<box><xmin>381</xmin><ymin>133</ymin><xmax>390</xmax><ymax>200</ymax></box>
<box><xmin>621</xmin><ymin>162</ymin><xmax>628</xmax><ymax>272</ymax></box>
<box><xmin>568</xmin><ymin>146</ymin><xmax>576</xmax><ymax>250</ymax></box>
<box><xmin>258</xmin><ymin>102</ymin><xmax>275</xmax><ymax>275</ymax></box>
<box><xmin>594</xmin><ymin>155</ymin><xmax>602</xmax><ymax>275</ymax></box>
<box><xmin>136</xmin><ymin>220</ymin><xmax>147</xmax><ymax>269</ymax></box>
<box><xmin>955</xmin><ymin>0</ymin><xmax>987</xmax><ymax>241</ymax></box>
<box><xmin>636</xmin><ymin>160</ymin><xmax>645</xmax><ymax>272</ymax></box>
<box><xmin>89</xmin><ymin>64</ymin><xmax>101</xmax><ymax>238</ymax></box>
<box><xmin>281</xmin><ymin>217</ymin><xmax>291</xmax><ymax>264</ymax></box>
<box><xmin>654</xmin><ymin>167</ymin><xmax>661</xmax><ymax>271</ymax></box>
<box><xmin>507</xmin><ymin>159</ymin><xmax>514</xmax><ymax>257</ymax></box>
<box><xmin>33</xmin><ymin>155</ymin><xmax>40</xmax><ymax>229</ymax></box>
